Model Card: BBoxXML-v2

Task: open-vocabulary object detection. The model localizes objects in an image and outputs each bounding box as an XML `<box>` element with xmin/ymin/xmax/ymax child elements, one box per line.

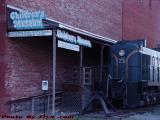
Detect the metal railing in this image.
<box><xmin>7</xmin><ymin>91</ymin><xmax>64</xmax><ymax>116</ymax></box>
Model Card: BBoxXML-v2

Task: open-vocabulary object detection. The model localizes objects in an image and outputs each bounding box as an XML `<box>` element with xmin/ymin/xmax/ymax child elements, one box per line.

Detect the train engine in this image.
<box><xmin>109</xmin><ymin>40</ymin><xmax>160</xmax><ymax>108</ymax></box>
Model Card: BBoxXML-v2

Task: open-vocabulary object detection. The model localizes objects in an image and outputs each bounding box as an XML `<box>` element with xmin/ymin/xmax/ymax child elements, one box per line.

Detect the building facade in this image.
<box><xmin>0</xmin><ymin>0</ymin><xmax>160</xmax><ymax>115</ymax></box>
<box><xmin>0</xmin><ymin>0</ymin><xmax>122</xmax><ymax>114</ymax></box>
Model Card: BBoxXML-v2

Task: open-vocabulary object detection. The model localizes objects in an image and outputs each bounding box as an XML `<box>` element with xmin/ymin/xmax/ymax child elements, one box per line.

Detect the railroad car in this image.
<box><xmin>109</xmin><ymin>40</ymin><xmax>160</xmax><ymax>108</ymax></box>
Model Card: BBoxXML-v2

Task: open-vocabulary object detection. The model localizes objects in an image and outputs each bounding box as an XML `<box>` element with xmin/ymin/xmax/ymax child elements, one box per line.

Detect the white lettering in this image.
<box><xmin>56</xmin><ymin>30</ymin><xmax>92</xmax><ymax>48</ymax></box>
<box><xmin>10</xmin><ymin>11</ymin><xmax>46</xmax><ymax>30</ymax></box>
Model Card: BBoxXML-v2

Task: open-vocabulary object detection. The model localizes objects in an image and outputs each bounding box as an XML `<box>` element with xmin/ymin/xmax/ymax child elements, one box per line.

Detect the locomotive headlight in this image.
<box><xmin>119</xmin><ymin>49</ymin><xmax>125</xmax><ymax>57</ymax></box>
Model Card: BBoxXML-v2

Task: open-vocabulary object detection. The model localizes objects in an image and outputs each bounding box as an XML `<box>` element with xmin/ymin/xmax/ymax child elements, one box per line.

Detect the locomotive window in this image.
<box><xmin>155</xmin><ymin>57</ymin><xmax>157</xmax><ymax>66</ymax></box>
<box><xmin>142</xmin><ymin>54</ymin><xmax>147</xmax><ymax>67</ymax></box>
<box><xmin>152</xmin><ymin>56</ymin><xmax>155</xmax><ymax>66</ymax></box>
<box><xmin>142</xmin><ymin>54</ymin><xmax>149</xmax><ymax>80</ymax></box>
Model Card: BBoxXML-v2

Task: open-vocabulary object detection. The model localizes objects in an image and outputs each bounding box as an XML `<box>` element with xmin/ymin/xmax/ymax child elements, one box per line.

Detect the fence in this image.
<box><xmin>7</xmin><ymin>65</ymin><xmax>109</xmax><ymax>115</ymax></box>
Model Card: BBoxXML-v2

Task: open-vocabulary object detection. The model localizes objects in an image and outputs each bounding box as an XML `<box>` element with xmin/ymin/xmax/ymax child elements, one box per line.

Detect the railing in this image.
<box><xmin>7</xmin><ymin>91</ymin><xmax>63</xmax><ymax>116</ymax></box>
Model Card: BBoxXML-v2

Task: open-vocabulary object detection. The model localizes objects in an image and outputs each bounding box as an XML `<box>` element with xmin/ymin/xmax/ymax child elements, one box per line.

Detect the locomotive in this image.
<box><xmin>109</xmin><ymin>40</ymin><xmax>160</xmax><ymax>108</ymax></box>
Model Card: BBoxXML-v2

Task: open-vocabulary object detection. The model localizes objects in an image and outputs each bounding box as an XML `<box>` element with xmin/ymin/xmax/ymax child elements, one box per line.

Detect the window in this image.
<box><xmin>83</xmin><ymin>67</ymin><xmax>92</xmax><ymax>85</ymax></box>
<box><xmin>152</xmin><ymin>56</ymin><xmax>155</xmax><ymax>66</ymax></box>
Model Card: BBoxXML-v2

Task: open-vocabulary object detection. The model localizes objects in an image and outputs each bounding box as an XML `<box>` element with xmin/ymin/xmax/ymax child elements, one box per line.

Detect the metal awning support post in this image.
<box><xmin>80</xmin><ymin>46</ymin><xmax>83</xmax><ymax>68</ymax></box>
<box><xmin>52</xmin><ymin>30</ymin><xmax>57</xmax><ymax>115</ymax></box>
<box><xmin>80</xmin><ymin>46</ymin><xmax>83</xmax><ymax>85</ymax></box>
<box><xmin>100</xmin><ymin>45</ymin><xmax>104</xmax><ymax>82</ymax></box>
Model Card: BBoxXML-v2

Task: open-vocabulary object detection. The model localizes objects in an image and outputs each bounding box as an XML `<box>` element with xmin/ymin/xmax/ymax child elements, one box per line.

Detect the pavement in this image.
<box><xmin>80</xmin><ymin>105</ymin><xmax>160</xmax><ymax>120</ymax></box>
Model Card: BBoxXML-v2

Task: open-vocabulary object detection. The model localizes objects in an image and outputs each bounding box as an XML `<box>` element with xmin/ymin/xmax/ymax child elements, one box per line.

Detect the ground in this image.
<box><xmin>76</xmin><ymin>105</ymin><xmax>160</xmax><ymax>120</ymax></box>
<box><xmin>0</xmin><ymin>105</ymin><xmax>159</xmax><ymax>120</ymax></box>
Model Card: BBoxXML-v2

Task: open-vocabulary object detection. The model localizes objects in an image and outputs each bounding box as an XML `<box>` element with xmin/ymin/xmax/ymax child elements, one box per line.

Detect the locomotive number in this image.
<box><xmin>119</xmin><ymin>58</ymin><xmax>125</xmax><ymax>63</ymax></box>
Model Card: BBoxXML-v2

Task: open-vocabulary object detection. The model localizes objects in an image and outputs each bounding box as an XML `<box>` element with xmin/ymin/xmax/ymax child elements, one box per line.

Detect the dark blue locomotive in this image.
<box><xmin>109</xmin><ymin>40</ymin><xmax>160</xmax><ymax>108</ymax></box>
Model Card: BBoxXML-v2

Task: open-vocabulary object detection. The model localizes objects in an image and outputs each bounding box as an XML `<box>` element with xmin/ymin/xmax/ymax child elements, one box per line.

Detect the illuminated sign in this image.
<box><xmin>57</xmin><ymin>30</ymin><xmax>92</xmax><ymax>48</ymax></box>
<box><xmin>10</xmin><ymin>11</ymin><xmax>46</xmax><ymax>30</ymax></box>
<box><xmin>8</xmin><ymin>30</ymin><xmax>52</xmax><ymax>37</ymax></box>
<box><xmin>58</xmin><ymin>40</ymin><xmax>80</xmax><ymax>52</ymax></box>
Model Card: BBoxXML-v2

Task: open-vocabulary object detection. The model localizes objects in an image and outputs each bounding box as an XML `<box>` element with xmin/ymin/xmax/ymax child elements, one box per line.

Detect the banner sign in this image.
<box><xmin>8</xmin><ymin>30</ymin><xmax>52</xmax><ymax>37</ymax></box>
<box><xmin>7</xmin><ymin>6</ymin><xmax>50</xmax><ymax>31</ymax></box>
<box><xmin>58</xmin><ymin>40</ymin><xmax>80</xmax><ymax>52</ymax></box>
<box><xmin>10</xmin><ymin>11</ymin><xmax>46</xmax><ymax>30</ymax></box>
<box><xmin>57</xmin><ymin>29</ymin><xmax>92</xmax><ymax>48</ymax></box>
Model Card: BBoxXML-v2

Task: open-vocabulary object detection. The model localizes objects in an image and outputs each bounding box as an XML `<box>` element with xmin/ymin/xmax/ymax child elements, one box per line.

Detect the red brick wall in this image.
<box><xmin>5</xmin><ymin>0</ymin><xmax>122</xmax><ymax>40</ymax></box>
<box><xmin>5</xmin><ymin>38</ymin><xmax>53</xmax><ymax>100</ymax></box>
<box><xmin>123</xmin><ymin>0</ymin><xmax>160</xmax><ymax>48</ymax></box>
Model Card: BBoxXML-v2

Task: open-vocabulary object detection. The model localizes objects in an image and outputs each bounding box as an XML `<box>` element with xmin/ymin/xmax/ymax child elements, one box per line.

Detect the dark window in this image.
<box><xmin>142</xmin><ymin>54</ymin><xmax>150</xmax><ymax>80</ymax></box>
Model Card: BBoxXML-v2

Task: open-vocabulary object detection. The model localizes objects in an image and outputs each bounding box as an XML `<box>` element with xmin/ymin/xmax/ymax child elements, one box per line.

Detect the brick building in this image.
<box><xmin>123</xmin><ymin>0</ymin><xmax>160</xmax><ymax>48</ymax></box>
<box><xmin>0</xmin><ymin>0</ymin><xmax>160</xmax><ymax>115</ymax></box>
